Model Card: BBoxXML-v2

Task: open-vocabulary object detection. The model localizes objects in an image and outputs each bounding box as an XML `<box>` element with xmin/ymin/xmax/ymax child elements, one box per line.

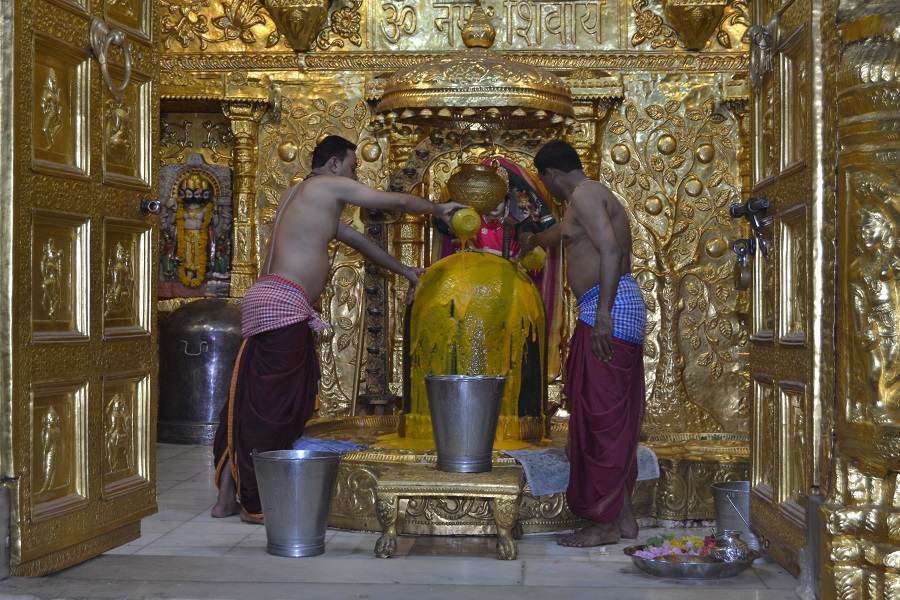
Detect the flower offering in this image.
<box><xmin>633</xmin><ymin>534</ymin><xmax>715</xmax><ymax>561</ymax></box>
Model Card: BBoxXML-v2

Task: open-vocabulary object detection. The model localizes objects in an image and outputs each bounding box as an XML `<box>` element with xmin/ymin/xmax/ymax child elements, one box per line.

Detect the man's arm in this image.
<box><xmin>336</xmin><ymin>222</ymin><xmax>423</xmax><ymax>304</ymax></box>
<box><xmin>574</xmin><ymin>193</ymin><xmax>624</xmax><ymax>362</ymax></box>
<box><xmin>519</xmin><ymin>222</ymin><xmax>562</xmax><ymax>250</ymax></box>
<box><xmin>327</xmin><ymin>177</ymin><xmax>465</xmax><ymax>225</ymax></box>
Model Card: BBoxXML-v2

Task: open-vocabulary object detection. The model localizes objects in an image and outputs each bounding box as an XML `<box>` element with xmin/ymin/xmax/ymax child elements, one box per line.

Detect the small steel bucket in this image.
<box><xmin>712</xmin><ymin>481</ymin><xmax>761</xmax><ymax>552</ymax></box>
<box><xmin>425</xmin><ymin>374</ymin><xmax>505</xmax><ymax>473</ymax></box>
<box><xmin>252</xmin><ymin>449</ymin><xmax>342</xmax><ymax>557</ymax></box>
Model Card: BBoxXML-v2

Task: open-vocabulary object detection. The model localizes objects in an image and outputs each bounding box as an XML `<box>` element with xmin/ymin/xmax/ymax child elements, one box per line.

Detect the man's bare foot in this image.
<box><xmin>557</xmin><ymin>522</ymin><xmax>620</xmax><ymax>547</ymax></box>
<box><xmin>240</xmin><ymin>510</ymin><xmax>264</xmax><ymax>525</ymax></box>
<box><xmin>210</xmin><ymin>461</ymin><xmax>240</xmax><ymax>518</ymax></box>
<box><xmin>617</xmin><ymin>488</ymin><xmax>639</xmax><ymax>539</ymax></box>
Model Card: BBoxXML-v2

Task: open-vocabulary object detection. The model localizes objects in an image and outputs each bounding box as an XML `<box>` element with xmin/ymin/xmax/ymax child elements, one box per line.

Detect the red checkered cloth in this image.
<box><xmin>241</xmin><ymin>274</ymin><xmax>330</xmax><ymax>338</ymax></box>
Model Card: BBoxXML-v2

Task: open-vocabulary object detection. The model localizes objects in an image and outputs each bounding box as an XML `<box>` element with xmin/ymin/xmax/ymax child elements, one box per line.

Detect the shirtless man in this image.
<box><xmin>212</xmin><ymin>135</ymin><xmax>465</xmax><ymax>523</ymax></box>
<box><xmin>521</xmin><ymin>140</ymin><xmax>646</xmax><ymax>547</ymax></box>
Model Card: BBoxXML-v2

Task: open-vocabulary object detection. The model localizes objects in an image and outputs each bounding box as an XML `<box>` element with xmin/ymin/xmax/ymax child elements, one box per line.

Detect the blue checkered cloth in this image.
<box><xmin>576</xmin><ymin>275</ymin><xmax>646</xmax><ymax>344</ymax></box>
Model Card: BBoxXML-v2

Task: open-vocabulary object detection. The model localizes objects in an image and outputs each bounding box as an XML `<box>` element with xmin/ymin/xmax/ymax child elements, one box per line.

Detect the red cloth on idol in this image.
<box><xmin>563</xmin><ymin>321</ymin><xmax>645</xmax><ymax>524</ymax></box>
<box><xmin>213</xmin><ymin>320</ymin><xmax>320</xmax><ymax>518</ymax></box>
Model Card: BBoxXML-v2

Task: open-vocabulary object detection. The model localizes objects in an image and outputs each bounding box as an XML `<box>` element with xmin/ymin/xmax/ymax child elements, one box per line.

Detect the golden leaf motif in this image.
<box><xmin>337</xmin><ymin>333</ymin><xmax>353</xmax><ymax>351</ymax></box>
<box><xmin>328</xmin><ymin>102</ymin><xmax>348</xmax><ymax>118</ymax></box>
<box><xmin>646</xmin><ymin>105</ymin><xmax>665</xmax><ymax>120</ymax></box>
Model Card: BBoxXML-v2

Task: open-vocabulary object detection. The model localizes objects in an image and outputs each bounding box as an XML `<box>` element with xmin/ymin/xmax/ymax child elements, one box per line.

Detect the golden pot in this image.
<box><xmin>446</xmin><ymin>160</ymin><xmax>509</xmax><ymax>215</ymax></box>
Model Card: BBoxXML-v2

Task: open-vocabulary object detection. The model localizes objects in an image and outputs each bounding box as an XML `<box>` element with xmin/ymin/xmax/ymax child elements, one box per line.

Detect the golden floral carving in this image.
<box><xmin>161</xmin><ymin>0</ymin><xmax>277</xmax><ymax>50</ymax></box>
<box><xmin>315</xmin><ymin>0</ymin><xmax>363</xmax><ymax>49</ymax></box>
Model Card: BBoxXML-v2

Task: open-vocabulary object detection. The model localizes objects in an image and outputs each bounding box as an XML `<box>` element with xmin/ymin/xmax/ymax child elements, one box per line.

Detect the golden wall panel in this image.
<box><xmin>29</xmin><ymin>379</ymin><xmax>89</xmax><ymax>521</ymax></box>
<box><xmin>102</xmin><ymin>219</ymin><xmax>152</xmax><ymax>338</ymax></box>
<box><xmin>779</xmin><ymin>205</ymin><xmax>806</xmax><ymax>344</ymax></box>
<box><xmin>101</xmin><ymin>372</ymin><xmax>151</xmax><ymax>499</ymax></box>
<box><xmin>103</xmin><ymin>69</ymin><xmax>152</xmax><ymax>190</ymax></box>
<box><xmin>31</xmin><ymin>209</ymin><xmax>89</xmax><ymax>343</ymax></box>
<box><xmin>599</xmin><ymin>74</ymin><xmax>745</xmax><ymax>435</ymax></box>
<box><xmin>318</xmin><ymin>247</ymin><xmax>367</xmax><ymax>418</ymax></box>
<box><xmin>160</xmin><ymin>0</ymin><xmax>290</xmax><ymax>53</ymax></box>
<box><xmin>31</xmin><ymin>32</ymin><xmax>89</xmax><ymax>180</ymax></box>
<box><xmin>160</xmin><ymin>112</ymin><xmax>234</xmax><ymax>168</ymax></box>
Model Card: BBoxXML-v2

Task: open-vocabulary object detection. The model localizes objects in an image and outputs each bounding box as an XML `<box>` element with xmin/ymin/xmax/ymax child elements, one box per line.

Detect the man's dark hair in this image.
<box><xmin>311</xmin><ymin>135</ymin><xmax>357</xmax><ymax>169</ymax></box>
<box><xmin>534</xmin><ymin>140</ymin><xmax>583</xmax><ymax>174</ymax></box>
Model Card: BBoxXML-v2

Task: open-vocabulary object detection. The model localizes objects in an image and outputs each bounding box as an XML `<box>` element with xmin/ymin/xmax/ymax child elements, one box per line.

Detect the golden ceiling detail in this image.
<box><xmin>265</xmin><ymin>0</ymin><xmax>331</xmax><ymax>51</ymax></box>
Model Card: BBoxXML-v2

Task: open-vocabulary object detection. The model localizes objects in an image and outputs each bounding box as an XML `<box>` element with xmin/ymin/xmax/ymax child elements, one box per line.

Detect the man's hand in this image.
<box><xmin>519</xmin><ymin>231</ymin><xmax>537</xmax><ymax>252</ymax></box>
<box><xmin>435</xmin><ymin>201</ymin><xmax>469</xmax><ymax>226</ymax></box>
<box><xmin>404</xmin><ymin>267</ymin><xmax>425</xmax><ymax>305</ymax></box>
<box><xmin>590</xmin><ymin>314</ymin><xmax>615</xmax><ymax>362</ymax></box>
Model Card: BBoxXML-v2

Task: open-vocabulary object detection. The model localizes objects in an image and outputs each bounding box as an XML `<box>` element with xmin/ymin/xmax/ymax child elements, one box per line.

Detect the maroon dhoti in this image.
<box><xmin>563</xmin><ymin>321</ymin><xmax>645</xmax><ymax>524</ymax></box>
<box><xmin>212</xmin><ymin>320</ymin><xmax>320</xmax><ymax>518</ymax></box>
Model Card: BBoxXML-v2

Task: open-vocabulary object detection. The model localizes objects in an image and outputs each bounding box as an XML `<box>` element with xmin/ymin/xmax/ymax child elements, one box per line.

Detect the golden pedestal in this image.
<box><xmin>374</xmin><ymin>464</ymin><xmax>524</xmax><ymax>560</ymax></box>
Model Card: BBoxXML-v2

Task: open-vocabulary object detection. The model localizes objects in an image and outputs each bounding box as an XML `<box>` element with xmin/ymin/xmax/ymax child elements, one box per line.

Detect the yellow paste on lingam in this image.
<box><xmin>399</xmin><ymin>251</ymin><xmax>546</xmax><ymax>450</ymax></box>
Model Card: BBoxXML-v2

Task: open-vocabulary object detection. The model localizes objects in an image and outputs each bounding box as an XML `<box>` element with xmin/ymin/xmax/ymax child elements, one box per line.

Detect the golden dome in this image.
<box><xmin>373</xmin><ymin>2</ymin><xmax>574</xmax><ymax>131</ymax></box>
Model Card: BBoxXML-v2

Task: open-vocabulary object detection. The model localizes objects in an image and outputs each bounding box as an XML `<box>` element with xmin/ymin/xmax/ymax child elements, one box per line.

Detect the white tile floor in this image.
<box><xmin>0</xmin><ymin>443</ymin><xmax>803</xmax><ymax>599</ymax></box>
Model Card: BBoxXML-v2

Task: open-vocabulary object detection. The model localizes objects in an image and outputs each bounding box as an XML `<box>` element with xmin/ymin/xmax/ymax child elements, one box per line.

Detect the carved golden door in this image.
<box><xmin>747</xmin><ymin>0</ymin><xmax>836</xmax><ymax>575</ymax></box>
<box><xmin>0</xmin><ymin>0</ymin><xmax>159</xmax><ymax>575</ymax></box>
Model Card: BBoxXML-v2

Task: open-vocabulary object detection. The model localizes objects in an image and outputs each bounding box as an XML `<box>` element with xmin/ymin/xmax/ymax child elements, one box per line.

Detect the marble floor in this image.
<box><xmin>0</xmin><ymin>444</ymin><xmax>803</xmax><ymax>600</ymax></box>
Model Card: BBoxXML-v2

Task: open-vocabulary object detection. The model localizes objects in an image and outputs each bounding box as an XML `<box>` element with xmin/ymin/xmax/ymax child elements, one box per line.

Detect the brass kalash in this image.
<box><xmin>302</xmin><ymin>1</ymin><xmax>586</xmax><ymax>557</ymax></box>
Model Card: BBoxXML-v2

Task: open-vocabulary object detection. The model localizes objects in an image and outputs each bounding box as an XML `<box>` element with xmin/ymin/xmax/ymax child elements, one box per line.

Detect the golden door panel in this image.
<box><xmin>102</xmin><ymin>69</ymin><xmax>151</xmax><ymax>189</ymax></box>
<box><xmin>777</xmin><ymin>381</ymin><xmax>807</xmax><ymax>521</ymax></box>
<box><xmin>756</xmin><ymin>73</ymin><xmax>777</xmax><ymax>184</ymax></box>
<box><xmin>102</xmin><ymin>219</ymin><xmax>151</xmax><ymax>338</ymax></box>
<box><xmin>779</xmin><ymin>24</ymin><xmax>809</xmax><ymax>171</ymax></box>
<box><xmin>752</xmin><ymin>376</ymin><xmax>775</xmax><ymax>491</ymax></box>
<box><xmin>31</xmin><ymin>209</ymin><xmax>89</xmax><ymax>342</ymax></box>
<box><xmin>104</xmin><ymin>0</ymin><xmax>152</xmax><ymax>42</ymax></box>
<box><xmin>778</xmin><ymin>205</ymin><xmax>806</xmax><ymax>344</ymax></box>
<box><xmin>102</xmin><ymin>372</ymin><xmax>150</xmax><ymax>499</ymax></box>
<box><xmin>752</xmin><ymin>219</ymin><xmax>776</xmax><ymax>339</ymax></box>
<box><xmin>29</xmin><ymin>379</ymin><xmax>89</xmax><ymax>521</ymax></box>
<box><xmin>44</xmin><ymin>0</ymin><xmax>89</xmax><ymax>15</ymax></box>
<box><xmin>31</xmin><ymin>32</ymin><xmax>89</xmax><ymax>179</ymax></box>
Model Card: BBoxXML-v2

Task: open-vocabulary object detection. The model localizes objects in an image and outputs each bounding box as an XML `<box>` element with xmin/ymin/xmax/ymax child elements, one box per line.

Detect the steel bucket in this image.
<box><xmin>712</xmin><ymin>481</ymin><xmax>761</xmax><ymax>552</ymax></box>
<box><xmin>425</xmin><ymin>374</ymin><xmax>505</xmax><ymax>473</ymax></box>
<box><xmin>252</xmin><ymin>449</ymin><xmax>342</xmax><ymax>557</ymax></box>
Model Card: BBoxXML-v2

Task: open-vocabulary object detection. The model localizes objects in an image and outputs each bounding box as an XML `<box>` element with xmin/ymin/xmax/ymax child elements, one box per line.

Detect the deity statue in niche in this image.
<box><xmin>38</xmin><ymin>406</ymin><xmax>61</xmax><ymax>494</ymax></box>
<box><xmin>175</xmin><ymin>170</ymin><xmax>216</xmax><ymax>287</ymax></box>
<box><xmin>851</xmin><ymin>199</ymin><xmax>900</xmax><ymax>422</ymax></box>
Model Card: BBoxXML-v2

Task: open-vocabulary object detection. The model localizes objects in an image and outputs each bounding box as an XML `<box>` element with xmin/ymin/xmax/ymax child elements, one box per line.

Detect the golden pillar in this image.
<box><xmin>222</xmin><ymin>99</ymin><xmax>267</xmax><ymax>298</ymax></box>
<box><xmin>824</xmin><ymin>5</ymin><xmax>900</xmax><ymax>599</ymax></box>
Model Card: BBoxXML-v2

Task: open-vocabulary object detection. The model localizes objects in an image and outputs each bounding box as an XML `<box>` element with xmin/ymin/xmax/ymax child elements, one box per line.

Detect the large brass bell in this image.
<box><xmin>446</xmin><ymin>159</ymin><xmax>509</xmax><ymax>215</ymax></box>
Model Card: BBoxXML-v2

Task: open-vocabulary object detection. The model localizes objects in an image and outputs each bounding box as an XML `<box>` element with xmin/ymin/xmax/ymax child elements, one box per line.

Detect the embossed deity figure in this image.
<box><xmin>105</xmin><ymin>242</ymin><xmax>134</xmax><ymax>318</ymax></box>
<box><xmin>106</xmin><ymin>394</ymin><xmax>132</xmax><ymax>471</ymax></box>
<box><xmin>41</xmin><ymin>237</ymin><xmax>63</xmax><ymax>319</ymax></box>
<box><xmin>851</xmin><ymin>204</ymin><xmax>900</xmax><ymax>421</ymax></box>
<box><xmin>39</xmin><ymin>407</ymin><xmax>61</xmax><ymax>493</ymax></box>
<box><xmin>40</xmin><ymin>69</ymin><xmax>63</xmax><ymax>149</ymax></box>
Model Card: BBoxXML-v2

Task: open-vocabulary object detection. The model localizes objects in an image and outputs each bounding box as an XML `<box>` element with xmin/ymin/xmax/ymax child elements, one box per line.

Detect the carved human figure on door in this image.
<box><xmin>851</xmin><ymin>203</ymin><xmax>900</xmax><ymax>421</ymax></box>
<box><xmin>39</xmin><ymin>407</ymin><xmax>61</xmax><ymax>493</ymax></box>
<box><xmin>106</xmin><ymin>393</ymin><xmax>132</xmax><ymax>471</ymax></box>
